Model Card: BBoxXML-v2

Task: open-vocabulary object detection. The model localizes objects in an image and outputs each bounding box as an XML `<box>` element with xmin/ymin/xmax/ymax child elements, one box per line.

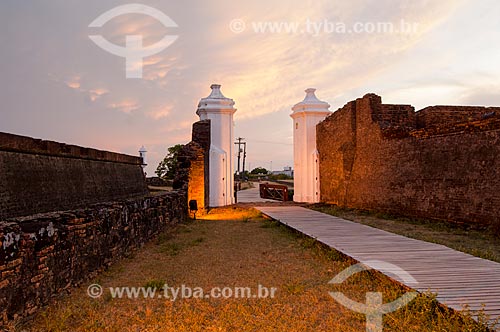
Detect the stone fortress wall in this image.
<box><xmin>317</xmin><ymin>94</ymin><xmax>500</xmax><ymax>227</ymax></box>
<box><xmin>0</xmin><ymin>132</ymin><xmax>148</xmax><ymax>220</ymax></box>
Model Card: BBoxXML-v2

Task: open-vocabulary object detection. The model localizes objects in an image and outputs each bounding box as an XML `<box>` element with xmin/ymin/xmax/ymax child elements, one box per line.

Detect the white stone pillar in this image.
<box><xmin>139</xmin><ymin>146</ymin><xmax>147</xmax><ymax>170</ymax></box>
<box><xmin>196</xmin><ymin>84</ymin><xmax>237</xmax><ymax>207</ymax></box>
<box><xmin>291</xmin><ymin>88</ymin><xmax>331</xmax><ymax>203</ymax></box>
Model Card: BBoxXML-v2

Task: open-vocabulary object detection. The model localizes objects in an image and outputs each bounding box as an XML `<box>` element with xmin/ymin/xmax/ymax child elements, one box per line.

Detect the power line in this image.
<box><xmin>244</xmin><ymin>138</ymin><xmax>292</xmax><ymax>146</ymax></box>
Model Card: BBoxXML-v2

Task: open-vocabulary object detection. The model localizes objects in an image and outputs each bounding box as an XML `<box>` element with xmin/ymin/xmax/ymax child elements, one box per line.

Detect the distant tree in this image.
<box><xmin>156</xmin><ymin>144</ymin><xmax>184</xmax><ymax>180</ymax></box>
<box><xmin>268</xmin><ymin>173</ymin><xmax>293</xmax><ymax>181</ymax></box>
<box><xmin>234</xmin><ymin>170</ymin><xmax>250</xmax><ymax>181</ymax></box>
<box><xmin>250</xmin><ymin>167</ymin><xmax>268</xmax><ymax>175</ymax></box>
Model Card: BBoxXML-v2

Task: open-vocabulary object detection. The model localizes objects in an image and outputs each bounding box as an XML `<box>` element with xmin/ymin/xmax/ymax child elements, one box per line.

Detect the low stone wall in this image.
<box><xmin>0</xmin><ymin>191</ymin><xmax>187</xmax><ymax>326</ymax></box>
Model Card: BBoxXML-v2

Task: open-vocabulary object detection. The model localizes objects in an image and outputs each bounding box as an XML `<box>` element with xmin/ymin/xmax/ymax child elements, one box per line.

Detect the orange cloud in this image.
<box><xmin>147</xmin><ymin>104</ymin><xmax>172</xmax><ymax>119</ymax></box>
<box><xmin>65</xmin><ymin>76</ymin><xmax>81</xmax><ymax>90</ymax></box>
<box><xmin>108</xmin><ymin>100</ymin><xmax>140</xmax><ymax>114</ymax></box>
<box><xmin>88</xmin><ymin>88</ymin><xmax>109</xmax><ymax>102</ymax></box>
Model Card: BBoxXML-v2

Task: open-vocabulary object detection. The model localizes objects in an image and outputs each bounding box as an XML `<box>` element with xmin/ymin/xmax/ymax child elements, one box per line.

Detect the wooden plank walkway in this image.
<box><xmin>236</xmin><ymin>185</ymin><xmax>275</xmax><ymax>203</ymax></box>
<box><xmin>257</xmin><ymin>206</ymin><xmax>500</xmax><ymax>329</ymax></box>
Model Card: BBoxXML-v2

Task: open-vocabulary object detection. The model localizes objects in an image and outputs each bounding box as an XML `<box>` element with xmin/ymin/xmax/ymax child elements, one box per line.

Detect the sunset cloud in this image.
<box><xmin>65</xmin><ymin>76</ymin><xmax>81</xmax><ymax>90</ymax></box>
<box><xmin>88</xmin><ymin>88</ymin><xmax>109</xmax><ymax>102</ymax></box>
<box><xmin>108</xmin><ymin>100</ymin><xmax>140</xmax><ymax>114</ymax></box>
<box><xmin>62</xmin><ymin>75</ymin><xmax>110</xmax><ymax>102</ymax></box>
<box><xmin>147</xmin><ymin>104</ymin><xmax>172</xmax><ymax>119</ymax></box>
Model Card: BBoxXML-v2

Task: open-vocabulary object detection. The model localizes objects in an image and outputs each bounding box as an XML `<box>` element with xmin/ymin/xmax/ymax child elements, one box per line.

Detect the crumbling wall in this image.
<box><xmin>318</xmin><ymin>94</ymin><xmax>500</xmax><ymax>227</ymax></box>
<box><xmin>174</xmin><ymin>120</ymin><xmax>211</xmax><ymax>215</ymax></box>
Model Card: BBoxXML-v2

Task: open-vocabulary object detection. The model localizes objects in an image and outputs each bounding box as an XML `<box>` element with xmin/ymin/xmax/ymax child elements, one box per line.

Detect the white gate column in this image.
<box><xmin>291</xmin><ymin>88</ymin><xmax>331</xmax><ymax>203</ymax></box>
<box><xmin>196</xmin><ymin>84</ymin><xmax>237</xmax><ymax>207</ymax></box>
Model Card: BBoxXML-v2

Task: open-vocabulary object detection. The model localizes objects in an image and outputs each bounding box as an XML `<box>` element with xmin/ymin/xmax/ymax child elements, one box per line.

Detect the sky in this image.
<box><xmin>1</xmin><ymin>0</ymin><xmax>500</xmax><ymax>176</ymax></box>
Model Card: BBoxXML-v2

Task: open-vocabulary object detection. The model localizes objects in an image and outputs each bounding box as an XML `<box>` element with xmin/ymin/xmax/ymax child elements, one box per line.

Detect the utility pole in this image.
<box><xmin>234</xmin><ymin>137</ymin><xmax>244</xmax><ymax>177</ymax></box>
<box><xmin>242</xmin><ymin>141</ymin><xmax>247</xmax><ymax>180</ymax></box>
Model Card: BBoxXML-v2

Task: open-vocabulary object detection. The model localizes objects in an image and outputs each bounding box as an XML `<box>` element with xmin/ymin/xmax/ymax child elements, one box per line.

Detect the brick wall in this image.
<box><xmin>192</xmin><ymin>120</ymin><xmax>211</xmax><ymax>211</ymax></box>
<box><xmin>375</xmin><ymin>103</ymin><xmax>416</xmax><ymax>128</ymax></box>
<box><xmin>416</xmin><ymin>106</ymin><xmax>498</xmax><ymax>128</ymax></box>
<box><xmin>0</xmin><ymin>132</ymin><xmax>148</xmax><ymax>219</ymax></box>
<box><xmin>192</xmin><ymin>120</ymin><xmax>211</xmax><ymax>151</ymax></box>
<box><xmin>174</xmin><ymin>120</ymin><xmax>211</xmax><ymax>214</ymax></box>
<box><xmin>318</xmin><ymin>94</ymin><xmax>500</xmax><ymax>227</ymax></box>
<box><xmin>0</xmin><ymin>192</ymin><xmax>186</xmax><ymax>326</ymax></box>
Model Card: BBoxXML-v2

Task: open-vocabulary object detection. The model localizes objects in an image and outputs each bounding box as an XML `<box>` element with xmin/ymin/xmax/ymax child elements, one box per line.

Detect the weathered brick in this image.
<box><xmin>0</xmin><ymin>279</ymin><xmax>9</xmax><ymax>289</ymax></box>
<box><xmin>318</xmin><ymin>94</ymin><xmax>500</xmax><ymax>227</ymax></box>
<box><xmin>1</xmin><ymin>270</ymin><xmax>15</xmax><ymax>279</ymax></box>
<box><xmin>30</xmin><ymin>274</ymin><xmax>45</xmax><ymax>283</ymax></box>
<box><xmin>5</xmin><ymin>259</ymin><xmax>22</xmax><ymax>269</ymax></box>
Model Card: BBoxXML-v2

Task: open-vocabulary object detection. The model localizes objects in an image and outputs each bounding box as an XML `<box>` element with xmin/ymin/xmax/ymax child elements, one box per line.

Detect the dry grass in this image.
<box><xmin>19</xmin><ymin>207</ymin><xmax>495</xmax><ymax>331</ymax></box>
<box><xmin>309</xmin><ymin>204</ymin><xmax>500</xmax><ymax>263</ymax></box>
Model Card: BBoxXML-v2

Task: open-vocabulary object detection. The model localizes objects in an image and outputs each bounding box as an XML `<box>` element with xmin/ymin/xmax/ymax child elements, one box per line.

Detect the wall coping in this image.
<box><xmin>0</xmin><ymin>132</ymin><xmax>141</xmax><ymax>165</ymax></box>
<box><xmin>417</xmin><ymin>105</ymin><xmax>500</xmax><ymax>113</ymax></box>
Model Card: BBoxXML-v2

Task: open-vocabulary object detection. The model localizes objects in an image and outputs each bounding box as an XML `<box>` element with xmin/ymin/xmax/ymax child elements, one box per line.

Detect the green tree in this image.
<box><xmin>250</xmin><ymin>167</ymin><xmax>268</xmax><ymax>175</ymax></box>
<box><xmin>268</xmin><ymin>173</ymin><xmax>293</xmax><ymax>180</ymax></box>
<box><xmin>156</xmin><ymin>144</ymin><xmax>184</xmax><ymax>180</ymax></box>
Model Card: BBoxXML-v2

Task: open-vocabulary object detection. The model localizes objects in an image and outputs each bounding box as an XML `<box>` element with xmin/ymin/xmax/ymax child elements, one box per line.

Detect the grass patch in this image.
<box><xmin>259</xmin><ymin>219</ymin><xmax>280</xmax><ymax>228</ymax></box>
<box><xmin>299</xmin><ymin>237</ymin><xmax>317</xmax><ymax>249</ymax></box>
<box><xmin>156</xmin><ymin>232</ymin><xmax>173</xmax><ymax>244</ymax></box>
<box><xmin>191</xmin><ymin>237</ymin><xmax>204</xmax><ymax>245</ymax></box>
<box><xmin>144</xmin><ymin>279</ymin><xmax>166</xmax><ymax>290</ymax></box>
<box><xmin>158</xmin><ymin>242</ymin><xmax>182</xmax><ymax>256</ymax></box>
<box><xmin>283</xmin><ymin>281</ymin><xmax>305</xmax><ymax>295</ymax></box>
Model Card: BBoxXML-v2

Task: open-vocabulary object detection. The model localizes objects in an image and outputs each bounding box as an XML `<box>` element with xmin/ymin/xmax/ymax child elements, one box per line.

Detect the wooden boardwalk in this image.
<box><xmin>257</xmin><ymin>206</ymin><xmax>500</xmax><ymax>329</ymax></box>
<box><xmin>236</xmin><ymin>185</ymin><xmax>275</xmax><ymax>203</ymax></box>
